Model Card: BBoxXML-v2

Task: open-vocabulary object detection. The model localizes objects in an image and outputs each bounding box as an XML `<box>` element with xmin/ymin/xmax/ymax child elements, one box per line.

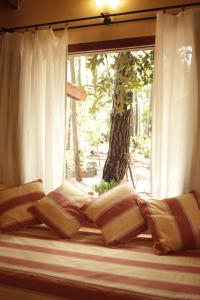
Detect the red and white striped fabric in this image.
<box><xmin>30</xmin><ymin>190</ymin><xmax>88</xmax><ymax>238</ymax></box>
<box><xmin>0</xmin><ymin>180</ymin><xmax>45</xmax><ymax>232</ymax></box>
<box><xmin>0</xmin><ymin>226</ymin><xmax>200</xmax><ymax>300</ymax></box>
<box><xmin>84</xmin><ymin>183</ymin><xmax>147</xmax><ymax>245</ymax></box>
<box><xmin>56</xmin><ymin>180</ymin><xmax>91</xmax><ymax>208</ymax></box>
<box><xmin>138</xmin><ymin>191</ymin><xmax>200</xmax><ymax>254</ymax></box>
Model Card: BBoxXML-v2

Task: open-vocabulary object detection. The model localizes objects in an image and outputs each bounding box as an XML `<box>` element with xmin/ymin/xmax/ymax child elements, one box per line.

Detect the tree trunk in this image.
<box><xmin>69</xmin><ymin>58</ymin><xmax>82</xmax><ymax>182</ymax></box>
<box><xmin>134</xmin><ymin>90</ymin><xmax>139</xmax><ymax>137</ymax></box>
<box><xmin>103</xmin><ymin>108</ymin><xmax>131</xmax><ymax>182</ymax></box>
<box><xmin>103</xmin><ymin>52</ymin><xmax>133</xmax><ymax>183</ymax></box>
<box><xmin>71</xmin><ymin>100</ymin><xmax>82</xmax><ymax>181</ymax></box>
<box><xmin>66</xmin><ymin>100</ymin><xmax>71</xmax><ymax>151</ymax></box>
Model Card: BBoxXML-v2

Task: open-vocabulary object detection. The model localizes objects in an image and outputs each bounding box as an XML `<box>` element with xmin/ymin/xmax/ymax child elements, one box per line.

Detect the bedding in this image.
<box><xmin>0</xmin><ymin>226</ymin><xmax>199</xmax><ymax>300</ymax></box>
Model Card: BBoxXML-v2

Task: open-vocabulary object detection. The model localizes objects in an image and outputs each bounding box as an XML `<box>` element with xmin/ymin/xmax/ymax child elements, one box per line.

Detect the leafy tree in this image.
<box><xmin>103</xmin><ymin>52</ymin><xmax>134</xmax><ymax>182</ymax></box>
<box><xmin>68</xmin><ymin>57</ymin><xmax>82</xmax><ymax>181</ymax></box>
<box><xmin>103</xmin><ymin>51</ymin><xmax>154</xmax><ymax>182</ymax></box>
<box><xmin>85</xmin><ymin>53</ymin><xmax>114</xmax><ymax>112</ymax></box>
<box><xmin>76</xmin><ymin>54</ymin><xmax>113</xmax><ymax>151</ymax></box>
<box><xmin>70</xmin><ymin>50</ymin><xmax>154</xmax><ymax>183</ymax></box>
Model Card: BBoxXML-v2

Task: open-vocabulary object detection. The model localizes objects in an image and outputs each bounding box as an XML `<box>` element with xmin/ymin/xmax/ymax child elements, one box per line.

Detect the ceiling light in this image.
<box><xmin>95</xmin><ymin>0</ymin><xmax>121</xmax><ymax>11</ymax></box>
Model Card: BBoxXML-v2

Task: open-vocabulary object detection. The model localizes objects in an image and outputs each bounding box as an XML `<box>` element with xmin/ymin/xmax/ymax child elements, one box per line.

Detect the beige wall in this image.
<box><xmin>0</xmin><ymin>0</ymin><xmax>199</xmax><ymax>44</ymax></box>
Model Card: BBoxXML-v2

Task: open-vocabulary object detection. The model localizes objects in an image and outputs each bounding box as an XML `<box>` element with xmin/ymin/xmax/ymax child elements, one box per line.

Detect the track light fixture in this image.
<box><xmin>101</xmin><ymin>13</ymin><xmax>111</xmax><ymax>25</ymax></box>
<box><xmin>96</xmin><ymin>0</ymin><xmax>121</xmax><ymax>24</ymax></box>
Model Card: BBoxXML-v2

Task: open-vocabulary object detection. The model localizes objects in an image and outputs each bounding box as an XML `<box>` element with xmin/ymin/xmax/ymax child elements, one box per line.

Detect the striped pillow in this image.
<box><xmin>138</xmin><ymin>192</ymin><xmax>200</xmax><ymax>254</ymax></box>
<box><xmin>56</xmin><ymin>180</ymin><xmax>91</xmax><ymax>208</ymax></box>
<box><xmin>30</xmin><ymin>190</ymin><xmax>87</xmax><ymax>238</ymax></box>
<box><xmin>84</xmin><ymin>183</ymin><xmax>147</xmax><ymax>245</ymax></box>
<box><xmin>0</xmin><ymin>180</ymin><xmax>45</xmax><ymax>232</ymax></box>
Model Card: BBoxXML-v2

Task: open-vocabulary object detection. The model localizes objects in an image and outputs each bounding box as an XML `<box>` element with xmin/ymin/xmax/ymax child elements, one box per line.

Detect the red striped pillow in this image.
<box><xmin>84</xmin><ymin>183</ymin><xmax>147</xmax><ymax>245</ymax></box>
<box><xmin>0</xmin><ymin>180</ymin><xmax>45</xmax><ymax>232</ymax></box>
<box><xmin>30</xmin><ymin>190</ymin><xmax>88</xmax><ymax>238</ymax></box>
<box><xmin>56</xmin><ymin>180</ymin><xmax>91</xmax><ymax>208</ymax></box>
<box><xmin>138</xmin><ymin>192</ymin><xmax>200</xmax><ymax>254</ymax></box>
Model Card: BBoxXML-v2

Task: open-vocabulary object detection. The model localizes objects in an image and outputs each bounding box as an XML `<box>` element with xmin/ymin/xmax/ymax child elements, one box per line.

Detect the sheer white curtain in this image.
<box><xmin>0</xmin><ymin>29</ymin><xmax>67</xmax><ymax>192</ymax></box>
<box><xmin>151</xmin><ymin>9</ymin><xmax>200</xmax><ymax>199</ymax></box>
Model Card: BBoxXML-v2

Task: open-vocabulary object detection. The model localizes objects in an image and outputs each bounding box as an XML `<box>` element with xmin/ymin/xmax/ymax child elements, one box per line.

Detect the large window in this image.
<box><xmin>66</xmin><ymin>48</ymin><xmax>154</xmax><ymax>197</ymax></box>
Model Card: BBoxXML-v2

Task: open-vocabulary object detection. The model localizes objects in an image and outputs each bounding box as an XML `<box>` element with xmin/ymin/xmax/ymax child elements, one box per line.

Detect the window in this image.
<box><xmin>66</xmin><ymin>41</ymin><xmax>154</xmax><ymax>197</ymax></box>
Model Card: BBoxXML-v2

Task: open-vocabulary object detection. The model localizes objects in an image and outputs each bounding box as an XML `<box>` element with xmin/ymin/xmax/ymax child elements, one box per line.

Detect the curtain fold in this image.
<box><xmin>0</xmin><ymin>29</ymin><xmax>67</xmax><ymax>192</ymax></box>
<box><xmin>151</xmin><ymin>9</ymin><xmax>200</xmax><ymax>199</ymax></box>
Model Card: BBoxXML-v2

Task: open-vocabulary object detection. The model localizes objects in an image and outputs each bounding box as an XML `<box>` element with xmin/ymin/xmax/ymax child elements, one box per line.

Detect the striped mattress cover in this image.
<box><xmin>0</xmin><ymin>225</ymin><xmax>200</xmax><ymax>300</ymax></box>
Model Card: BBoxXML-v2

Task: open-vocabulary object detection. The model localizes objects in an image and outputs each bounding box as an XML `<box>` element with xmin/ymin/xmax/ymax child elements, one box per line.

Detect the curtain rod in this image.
<box><xmin>1</xmin><ymin>2</ymin><xmax>200</xmax><ymax>32</ymax></box>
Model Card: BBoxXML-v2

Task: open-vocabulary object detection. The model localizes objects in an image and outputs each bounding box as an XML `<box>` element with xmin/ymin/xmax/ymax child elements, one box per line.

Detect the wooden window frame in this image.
<box><xmin>68</xmin><ymin>36</ymin><xmax>155</xmax><ymax>54</ymax></box>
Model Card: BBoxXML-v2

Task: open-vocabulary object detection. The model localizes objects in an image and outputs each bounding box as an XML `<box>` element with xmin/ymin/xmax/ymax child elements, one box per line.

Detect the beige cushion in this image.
<box><xmin>138</xmin><ymin>192</ymin><xmax>200</xmax><ymax>254</ymax></box>
<box><xmin>30</xmin><ymin>190</ymin><xmax>87</xmax><ymax>238</ymax></box>
<box><xmin>56</xmin><ymin>180</ymin><xmax>90</xmax><ymax>208</ymax></box>
<box><xmin>0</xmin><ymin>180</ymin><xmax>45</xmax><ymax>232</ymax></box>
<box><xmin>84</xmin><ymin>183</ymin><xmax>147</xmax><ymax>245</ymax></box>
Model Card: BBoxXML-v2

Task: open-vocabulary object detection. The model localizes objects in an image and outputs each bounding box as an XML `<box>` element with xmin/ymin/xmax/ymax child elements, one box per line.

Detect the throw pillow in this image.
<box><xmin>30</xmin><ymin>190</ymin><xmax>88</xmax><ymax>238</ymax></box>
<box><xmin>0</xmin><ymin>179</ymin><xmax>45</xmax><ymax>232</ymax></box>
<box><xmin>84</xmin><ymin>183</ymin><xmax>147</xmax><ymax>245</ymax></box>
<box><xmin>56</xmin><ymin>180</ymin><xmax>91</xmax><ymax>208</ymax></box>
<box><xmin>138</xmin><ymin>192</ymin><xmax>200</xmax><ymax>254</ymax></box>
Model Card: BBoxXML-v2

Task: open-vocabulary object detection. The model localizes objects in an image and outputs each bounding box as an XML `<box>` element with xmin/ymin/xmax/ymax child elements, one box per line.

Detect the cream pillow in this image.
<box><xmin>84</xmin><ymin>183</ymin><xmax>147</xmax><ymax>245</ymax></box>
<box><xmin>56</xmin><ymin>180</ymin><xmax>91</xmax><ymax>208</ymax></box>
<box><xmin>138</xmin><ymin>192</ymin><xmax>200</xmax><ymax>254</ymax></box>
<box><xmin>0</xmin><ymin>180</ymin><xmax>45</xmax><ymax>232</ymax></box>
<box><xmin>30</xmin><ymin>190</ymin><xmax>87</xmax><ymax>238</ymax></box>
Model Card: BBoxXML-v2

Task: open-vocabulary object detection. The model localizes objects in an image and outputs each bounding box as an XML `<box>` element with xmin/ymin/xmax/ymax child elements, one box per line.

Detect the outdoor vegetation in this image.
<box><xmin>66</xmin><ymin>48</ymin><xmax>154</xmax><ymax>195</ymax></box>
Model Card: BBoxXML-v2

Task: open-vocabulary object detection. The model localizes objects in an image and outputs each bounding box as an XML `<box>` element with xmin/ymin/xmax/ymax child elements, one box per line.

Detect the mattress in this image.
<box><xmin>0</xmin><ymin>225</ymin><xmax>200</xmax><ymax>300</ymax></box>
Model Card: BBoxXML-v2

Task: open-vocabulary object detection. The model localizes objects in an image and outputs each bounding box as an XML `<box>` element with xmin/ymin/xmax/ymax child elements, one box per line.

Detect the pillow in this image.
<box><xmin>30</xmin><ymin>190</ymin><xmax>88</xmax><ymax>238</ymax></box>
<box><xmin>0</xmin><ymin>180</ymin><xmax>45</xmax><ymax>232</ymax></box>
<box><xmin>84</xmin><ymin>183</ymin><xmax>147</xmax><ymax>245</ymax></box>
<box><xmin>138</xmin><ymin>192</ymin><xmax>200</xmax><ymax>254</ymax></box>
<box><xmin>56</xmin><ymin>180</ymin><xmax>91</xmax><ymax>208</ymax></box>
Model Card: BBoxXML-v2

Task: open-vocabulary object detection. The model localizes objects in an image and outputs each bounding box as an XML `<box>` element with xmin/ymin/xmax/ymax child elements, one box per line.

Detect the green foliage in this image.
<box><xmin>77</xmin><ymin>96</ymin><xmax>110</xmax><ymax>150</ymax></box>
<box><xmin>131</xmin><ymin>135</ymin><xmax>151</xmax><ymax>159</ymax></box>
<box><xmin>113</xmin><ymin>51</ymin><xmax>154</xmax><ymax>92</ymax></box>
<box><xmin>85</xmin><ymin>129</ymin><xmax>107</xmax><ymax>147</ymax></box>
<box><xmin>85</xmin><ymin>53</ymin><xmax>113</xmax><ymax>113</ymax></box>
<box><xmin>68</xmin><ymin>49</ymin><xmax>154</xmax><ymax>158</ymax></box>
<box><xmin>93</xmin><ymin>180</ymin><xmax>118</xmax><ymax>194</ymax></box>
<box><xmin>84</xmin><ymin>50</ymin><xmax>154</xmax><ymax>115</ymax></box>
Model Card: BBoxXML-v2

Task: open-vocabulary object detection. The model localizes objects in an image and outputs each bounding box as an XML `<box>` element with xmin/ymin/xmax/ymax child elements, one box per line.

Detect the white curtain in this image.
<box><xmin>0</xmin><ymin>29</ymin><xmax>67</xmax><ymax>192</ymax></box>
<box><xmin>151</xmin><ymin>9</ymin><xmax>200</xmax><ymax>199</ymax></box>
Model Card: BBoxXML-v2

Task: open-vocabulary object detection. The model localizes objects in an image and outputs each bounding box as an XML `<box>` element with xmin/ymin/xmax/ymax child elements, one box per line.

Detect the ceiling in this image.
<box><xmin>0</xmin><ymin>0</ymin><xmax>22</xmax><ymax>9</ymax></box>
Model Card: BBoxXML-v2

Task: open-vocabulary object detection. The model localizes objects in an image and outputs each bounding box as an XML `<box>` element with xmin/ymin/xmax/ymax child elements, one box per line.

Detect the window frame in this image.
<box><xmin>68</xmin><ymin>36</ymin><xmax>155</xmax><ymax>55</ymax></box>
